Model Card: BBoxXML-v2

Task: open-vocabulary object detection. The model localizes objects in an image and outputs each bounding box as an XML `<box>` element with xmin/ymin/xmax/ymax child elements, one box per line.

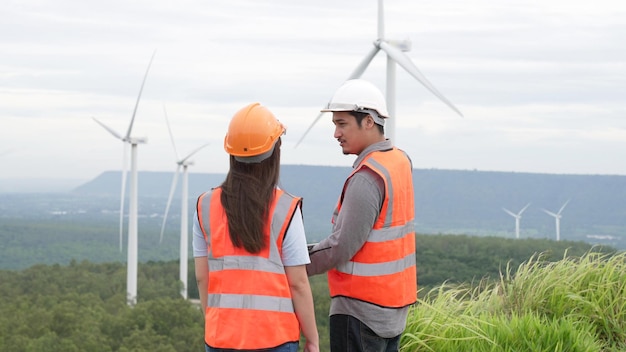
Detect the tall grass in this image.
<box><xmin>401</xmin><ymin>250</ymin><xmax>626</xmax><ymax>351</ymax></box>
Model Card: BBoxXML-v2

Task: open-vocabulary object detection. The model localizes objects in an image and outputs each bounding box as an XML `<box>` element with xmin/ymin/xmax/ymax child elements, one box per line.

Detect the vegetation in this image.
<box><xmin>401</xmin><ymin>250</ymin><xmax>626</xmax><ymax>351</ymax></box>
<box><xmin>0</xmin><ymin>260</ymin><xmax>204</xmax><ymax>352</ymax></box>
<box><xmin>0</xmin><ymin>218</ymin><xmax>186</xmax><ymax>270</ymax></box>
<box><xmin>0</xmin><ymin>234</ymin><xmax>620</xmax><ymax>351</ymax></box>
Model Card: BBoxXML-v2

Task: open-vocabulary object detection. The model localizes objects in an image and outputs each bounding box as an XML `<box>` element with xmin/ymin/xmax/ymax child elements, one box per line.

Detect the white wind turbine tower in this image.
<box><xmin>160</xmin><ymin>105</ymin><xmax>210</xmax><ymax>299</ymax></box>
<box><xmin>296</xmin><ymin>0</ymin><xmax>463</xmax><ymax>146</ymax></box>
<box><xmin>93</xmin><ymin>50</ymin><xmax>156</xmax><ymax>306</ymax></box>
<box><xmin>502</xmin><ymin>203</ymin><xmax>530</xmax><ymax>239</ymax></box>
<box><xmin>541</xmin><ymin>199</ymin><xmax>570</xmax><ymax>241</ymax></box>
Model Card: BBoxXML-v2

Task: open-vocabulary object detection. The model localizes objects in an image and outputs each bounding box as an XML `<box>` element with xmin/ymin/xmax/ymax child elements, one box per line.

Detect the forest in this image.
<box><xmin>0</xmin><ymin>233</ymin><xmax>616</xmax><ymax>351</ymax></box>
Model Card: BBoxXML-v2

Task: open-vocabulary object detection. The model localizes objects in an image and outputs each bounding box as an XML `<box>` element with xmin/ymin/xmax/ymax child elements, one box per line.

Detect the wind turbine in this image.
<box><xmin>502</xmin><ymin>203</ymin><xmax>530</xmax><ymax>239</ymax></box>
<box><xmin>93</xmin><ymin>50</ymin><xmax>156</xmax><ymax>306</ymax></box>
<box><xmin>296</xmin><ymin>0</ymin><xmax>463</xmax><ymax>146</ymax></box>
<box><xmin>160</xmin><ymin>104</ymin><xmax>210</xmax><ymax>299</ymax></box>
<box><xmin>541</xmin><ymin>199</ymin><xmax>570</xmax><ymax>241</ymax></box>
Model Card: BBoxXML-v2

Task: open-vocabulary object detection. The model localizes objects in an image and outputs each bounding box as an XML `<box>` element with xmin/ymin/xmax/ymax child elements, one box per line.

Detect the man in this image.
<box><xmin>307</xmin><ymin>79</ymin><xmax>417</xmax><ymax>352</ymax></box>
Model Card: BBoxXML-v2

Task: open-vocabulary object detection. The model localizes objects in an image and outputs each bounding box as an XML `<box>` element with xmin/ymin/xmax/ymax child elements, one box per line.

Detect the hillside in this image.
<box><xmin>72</xmin><ymin>165</ymin><xmax>626</xmax><ymax>248</ymax></box>
<box><xmin>0</xmin><ymin>235</ymin><xmax>617</xmax><ymax>351</ymax></box>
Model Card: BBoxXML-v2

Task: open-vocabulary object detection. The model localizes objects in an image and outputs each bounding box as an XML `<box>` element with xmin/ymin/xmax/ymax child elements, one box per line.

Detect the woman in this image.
<box><xmin>193</xmin><ymin>103</ymin><xmax>319</xmax><ymax>352</ymax></box>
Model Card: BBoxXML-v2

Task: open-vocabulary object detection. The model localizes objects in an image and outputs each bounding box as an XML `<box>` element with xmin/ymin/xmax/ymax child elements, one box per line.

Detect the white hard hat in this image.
<box><xmin>321</xmin><ymin>79</ymin><xmax>389</xmax><ymax>125</ymax></box>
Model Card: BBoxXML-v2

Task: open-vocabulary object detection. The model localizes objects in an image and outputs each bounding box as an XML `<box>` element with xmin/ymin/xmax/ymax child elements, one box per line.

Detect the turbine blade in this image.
<box><xmin>163</xmin><ymin>103</ymin><xmax>180</xmax><ymax>160</ymax></box>
<box><xmin>160</xmin><ymin>166</ymin><xmax>181</xmax><ymax>243</ymax></box>
<box><xmin>347</xmin><ymin>46</ymin><xmax>381</xmax><ymax>80</ymax></box>
<box><xmin>119</xmin><ymin>144</ymin><xmax>129</xmax><ymax>252</ymax></box>
<box><xmin>93</xmin><ymin>117</ymin><xmax>123</xmax><ymax>140</ymax></box>
<box><xmin>519</xmin><ymin>203</ymin><xmax>531</xmax><ymax>215</ymax></box>
<box><xmin>542</xmin><ymin>208</ymin><xmax>558</xmax><ymax>217</ymax></box>
<box><xmin>502</xmin><ymin>208</ymin><xmax>517</xmax><ymax>218</ymax></box>
<box><xmin>378</xmin><ymin>41</ymin><xmax>464</xmax><ymax>117</ymax></box>
<box><xmin>378</xmin><ymin>41</ymin><xmax>440</xmax><ymax>93</ymax></box>
<box><xmin>296</xmin><ymin>46</ymin><xmax>381</xmax><ymax>148</ymax></box>
<box><xmin>296</xmin><ymin>46</ymin><xmax>380</xmax><ymax>148</ymax></box>
<box><xmin>558</xmin><ymin>199</ymin><xmax>570</xmax><ymax>214</ymax></box>
<box><xmin>295</xmin><ymin>111</ymin><xmax>326</xmax><ymax>148</ymax></box>
<box><xmin>126</xmin><ymin>49</ymin><xmax>157</xmax><ymax>138</ymax></box>
<box><xmin>180</xmin><ymin>142</ymin><xmax>211</xmax><ymax>164</ymax></box>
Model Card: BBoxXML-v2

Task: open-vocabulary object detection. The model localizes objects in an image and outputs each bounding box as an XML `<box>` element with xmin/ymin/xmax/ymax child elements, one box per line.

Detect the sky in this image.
<box><xmin>2</xmin><ymin>0</ymin><xmax>625</xmax><ymax>185</ymax></box>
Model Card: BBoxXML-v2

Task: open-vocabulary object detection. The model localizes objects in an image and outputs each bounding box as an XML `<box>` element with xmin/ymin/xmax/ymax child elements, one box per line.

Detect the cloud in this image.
<box><xmin>1</xmin><ymin>0</ymin><xmax>625</xmax><ymax>181</ymax></box>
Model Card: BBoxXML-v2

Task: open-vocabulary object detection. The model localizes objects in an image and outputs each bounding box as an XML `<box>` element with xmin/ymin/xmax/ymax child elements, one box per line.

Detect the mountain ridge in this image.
<box><xmin>68</xmin><ymin>165</ymin><xmax>626</xmax><ymax>248</ymax></box>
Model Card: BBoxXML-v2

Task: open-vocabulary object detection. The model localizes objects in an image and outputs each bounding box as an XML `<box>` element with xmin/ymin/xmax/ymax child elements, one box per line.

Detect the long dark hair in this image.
<box><xmin>220</xmin><ymin>138</ymin><xmax>282</xmax><ymax>253</ymax></box>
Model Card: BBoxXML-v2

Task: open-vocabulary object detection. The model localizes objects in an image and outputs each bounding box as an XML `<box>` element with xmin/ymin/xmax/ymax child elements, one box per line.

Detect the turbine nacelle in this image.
<box><xmin>502</xmin><ymin>208</ymin><xmax>521</xmax><ymax>219</ymax></box>
<box><xmin>125</xmin><ymin>137</ymin><xmax>148</xmax><ymax>144</ymax></box>
<box><xmin>177</xmin><ymin>160</ymin><xmax>195</xmax><ymax>167</ymax></box>
<box><xmin>502</xmin><ymin>203</ymin><xmax>530</xmax><ymax>219</ymax></box>
<box><xmin>541</xmin><ymin>209</ymin><xmax>561</xmax><ymax>219</ymax></box>
<box><xmin>373</xmin><ymin>39</ymin><xmax>412</xmax><ymax>52</ymax></box>
<box><xmin>384</xmin><ymin>39</ymin><xmax>411</xmax><ymax>52</ymax></box>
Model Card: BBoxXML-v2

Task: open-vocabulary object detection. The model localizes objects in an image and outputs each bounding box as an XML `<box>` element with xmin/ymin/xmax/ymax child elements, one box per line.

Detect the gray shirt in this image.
<box><xmin>307</xmin><ymin>139</ymin><xmax>411</xmax><ymax>338</ymax></box>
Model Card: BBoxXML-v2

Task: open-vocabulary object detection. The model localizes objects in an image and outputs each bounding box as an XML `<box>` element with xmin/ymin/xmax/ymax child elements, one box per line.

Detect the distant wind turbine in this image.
<box><xmin>541</xmin><ymin>199</ymin><xmax>570</xmax><ymax>241</ymax></box>
<box><xmin>93</xmin><ymin>50</ymin><xmax>156</xmax><ymax>306</ymax></box>
<box><xmin>160</xmin><ymin>104</ymin><xmax>210</xmax><ymax>299</ymax></box>
<box><xmin>502</xmin><ymin>203</ymin><xmax>531</xmax><ymax>239</ymax></box>
<box><xmin>296</xmin><ymin>0</ymin><xmax>463</xmax><ymax>146</ymax></box>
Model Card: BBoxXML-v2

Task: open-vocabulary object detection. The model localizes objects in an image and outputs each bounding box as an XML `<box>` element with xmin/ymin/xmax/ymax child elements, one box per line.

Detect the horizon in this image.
<box><xmin>2</xmin><ymin>165</ymin><xmax>625</xmax><ymax>252</ymax></box>
<box><xmin>2</xmin><ymin>164</ymin><xmax>626</xmax><ymax>194</ymax></box>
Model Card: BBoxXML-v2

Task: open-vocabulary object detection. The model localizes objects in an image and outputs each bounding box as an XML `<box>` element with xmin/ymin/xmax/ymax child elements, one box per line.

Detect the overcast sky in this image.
<box><xmin>2</xmin><ymin>0</ymin><xmax>625</xmax><ymax>183</ymax></box>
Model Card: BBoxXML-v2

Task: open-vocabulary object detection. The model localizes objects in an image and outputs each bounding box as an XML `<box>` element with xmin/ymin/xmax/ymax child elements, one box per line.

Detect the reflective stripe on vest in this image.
<box><xmin>367</xmin><ymin>157</ymin><xmax>395</xmax><ymax>227</ymax></box>
<box><xmin>208</xmin><ymin>293</ymin><xmax>295</xmax><ymax>313</ymax></box>
<box><xmin>336</xmin><ymin>249</ymin><xmax>416</xmax><ymax>277</ymax></box>
<box><xmin>329</xmin><ymin>148</ymin><xmax>417</xmax><ymax>308</ymax></box>
<box><xmin>196</xmin><ymin>187</ymin><xmax>301</xmax><ymax>350</ymax></box>
<box><xmin>207</xmin><ymin>255</ymin><xmax>285</xmax><ymax>274</ymax></box>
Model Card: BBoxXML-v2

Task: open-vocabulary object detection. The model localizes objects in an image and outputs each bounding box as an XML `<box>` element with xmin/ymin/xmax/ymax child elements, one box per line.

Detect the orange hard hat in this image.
<box><xmin>224</xmin><ymin>103</ymin><xmax>285</xmax><ymax>163</ymax></box>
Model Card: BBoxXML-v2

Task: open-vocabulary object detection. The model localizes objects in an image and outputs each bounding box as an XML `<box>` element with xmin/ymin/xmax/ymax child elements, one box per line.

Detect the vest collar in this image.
<box><xmin>352</xmin><ymin>139</ymin><xmax>394</xmax><ymax>169</ymax></box>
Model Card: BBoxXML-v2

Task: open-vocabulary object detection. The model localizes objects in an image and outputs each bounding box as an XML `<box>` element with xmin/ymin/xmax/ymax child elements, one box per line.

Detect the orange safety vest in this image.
<box><xmin>328</xmin><ymin>148</ymin><xmax>417</xmax><ymax>308</ymax></box>
<box><xmin>196</xmin><ymin>187</ymin><xmax>301</xmax><ymax>350</ymax></box>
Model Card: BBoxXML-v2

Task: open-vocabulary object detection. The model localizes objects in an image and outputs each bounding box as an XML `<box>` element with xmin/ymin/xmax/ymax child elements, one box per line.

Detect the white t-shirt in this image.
<box><xmin>192</xmin><ymin>206</ymin><xmax>310</xmax><ymax>267</ymax></box>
